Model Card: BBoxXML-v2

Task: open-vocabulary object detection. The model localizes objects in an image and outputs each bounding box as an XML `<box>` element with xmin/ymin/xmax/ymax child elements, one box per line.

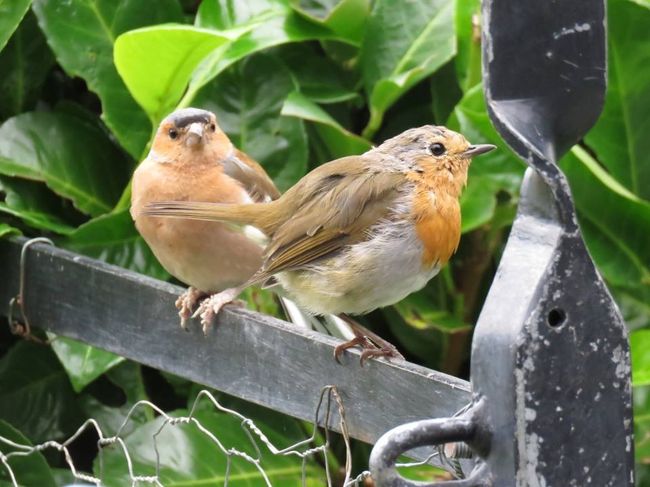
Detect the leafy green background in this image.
<box><xmin>0</xmin><ymin>0</ymin><xmax>648</xmax><ymax>484</ymax></box>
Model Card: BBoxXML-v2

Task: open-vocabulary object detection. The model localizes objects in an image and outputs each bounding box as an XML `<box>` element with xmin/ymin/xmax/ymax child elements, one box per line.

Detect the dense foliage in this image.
<box><xmin>0</xmin><ymin>0</ymin><xmax>648</xmax><ymax>484</ymax></box>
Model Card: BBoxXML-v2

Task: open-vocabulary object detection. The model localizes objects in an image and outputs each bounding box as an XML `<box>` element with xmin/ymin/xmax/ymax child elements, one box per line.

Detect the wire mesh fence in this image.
<box><xmin>0</xmin><ymin>381</ymin><xmax>468</xmax><ymax>486</ymax></box>
<box><xmin>0</xmin><ymin>385</ymin><xmax>356</xmax><ymax>487</ymax></box>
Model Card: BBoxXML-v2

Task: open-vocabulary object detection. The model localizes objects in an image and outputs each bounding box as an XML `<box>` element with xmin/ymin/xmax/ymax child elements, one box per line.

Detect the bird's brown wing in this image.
<box><xmin>244</xmin><ymin>168</ymin><xmax>403</xmax><ymax>285</ymax></box>
<box><xmin>221</xmin><ymin>149</ymin><xmax>281</xmax><ymax>202</ymax></box>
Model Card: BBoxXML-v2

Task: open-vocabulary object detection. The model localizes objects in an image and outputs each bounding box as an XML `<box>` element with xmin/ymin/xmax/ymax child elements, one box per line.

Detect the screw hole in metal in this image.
<box><xmin>547</xmin><ymin>308</ymin><xmax>566</xmax><ymax>328</ymax></box>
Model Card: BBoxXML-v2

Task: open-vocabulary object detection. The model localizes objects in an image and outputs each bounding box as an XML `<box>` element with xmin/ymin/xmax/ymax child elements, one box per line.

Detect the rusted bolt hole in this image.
<box><xmin>547</xmin><ymin>308</ymin><xmax>566</xmax><ymax>328</ymax></box>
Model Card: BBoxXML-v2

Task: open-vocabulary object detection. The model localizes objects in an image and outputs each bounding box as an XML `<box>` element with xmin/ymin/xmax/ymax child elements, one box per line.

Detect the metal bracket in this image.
<box><xmin>369</xmin><ymin>0</ymin><xmax>634</xmax><ymax>484</ymax></box>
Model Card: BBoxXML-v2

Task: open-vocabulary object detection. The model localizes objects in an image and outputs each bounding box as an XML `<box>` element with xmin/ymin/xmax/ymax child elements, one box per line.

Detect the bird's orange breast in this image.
<box><xmin>408</xmin><ymin>173</ymin><xmax>462</xmax><ymax>268</ymax></box>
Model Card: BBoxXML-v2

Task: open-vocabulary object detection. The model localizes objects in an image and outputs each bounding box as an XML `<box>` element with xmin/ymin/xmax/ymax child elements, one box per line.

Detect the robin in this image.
<box><xmin>130</xmin><ymin>108</ymin><xmax>279</xmax><ymax>328</ymax></box>
<box><xmin>144</xmin><ymin>125</ymin><xmax>496</xmax><ymax>362</ymax></box>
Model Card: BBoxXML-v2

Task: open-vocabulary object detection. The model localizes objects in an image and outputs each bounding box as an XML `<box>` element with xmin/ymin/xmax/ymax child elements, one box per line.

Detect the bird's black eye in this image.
<box><xmin>429</xmin><ymin>142</ymin><xmax>446</xmax><ymax>156</ymax></box>
<box><xmin>168</xmin><ymin>128</ymin><xmax>179</xmax><ymax>140</ymax></box>
<box><xmin>209</xmin><ymin>123</ymin><xmax>216</xmax><ymax>132</ymax></box>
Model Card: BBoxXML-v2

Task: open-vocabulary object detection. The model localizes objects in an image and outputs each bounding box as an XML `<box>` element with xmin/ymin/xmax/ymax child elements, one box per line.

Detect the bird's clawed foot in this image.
<box><xmin>176</xmin><ymin>287</ymin><xmax>207</xmax><ymax>330</ymax></box>
<box><xmin>333</xmin><ymin>315</ymin><xmax>404</xmax><ymax>366</ymax></box>
<box><xmin>191</xmin><ymin>287</ymin><xmax>243</xmax><ymax>335</ymax></box>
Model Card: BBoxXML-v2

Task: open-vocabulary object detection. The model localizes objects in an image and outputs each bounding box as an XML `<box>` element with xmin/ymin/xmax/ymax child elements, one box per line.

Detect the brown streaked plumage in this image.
<box><xmin>144</xmin><ymin>125</ymin><xmax>495</xmax><ymax>362</ymax></box>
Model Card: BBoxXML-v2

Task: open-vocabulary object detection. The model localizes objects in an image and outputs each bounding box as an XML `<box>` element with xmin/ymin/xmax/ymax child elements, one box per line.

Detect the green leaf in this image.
<box><xmin>0</xmin><ymin>223</ymin><xmax>20</xmax><ymax>238</ymax></box>
<box><xmin>277</xmin><ymin>44</ymin><xmax>360</xmax><ymax>104</ymax></box>
<box><xmin>560</xmin><ymin>146</ymin><xmax>650</xmax><ymax>288</ymax></box>
<box><xmin>392</xmin><ymin>292</ymin><xmax>472</xmax><ymax>334</ymax></box>
<box><xmin>0</xmin><ymin>110</ymin><xmax>131</xmax><ymax>216</ymax></box>
<box><xmin>196</xmin><ymin>0</ymin><xmax>287</xmax><ymax>30</ymax></box>
<box><xmin>96</xmin><ymin>408</ymin><xmax>325</xmax><ymax>486</ymax></box>
<box><xmin>107</xmin><ymin>362</ymin><xmax>149</xmax><ymax>404</ymax></box>
<box><xmin>0</xmin><ymin>420</ymin><xmax>56</xmax><ymax>487</ymax></box>
<box><xmin>0</xmin><ymin>176</ymin><xmax>78</xmax><ymax>235</ymax></box>
<box><xmin>0</xmin><ymin>11</ymin><xmax>54</xmax><ymax>120</ymax></box>
<box><xmin>63</xmin><ymin>210</ymin><xmax>169</xmax><ymax>280</ymax></box>
<box><xmin>281</xmin><ymin>91</ymin><xmax>371</xmax><ymax>158</ymax></box>
<box><xmin>32</xmin><ymin>0</ymin><xmax>183</xmax><ymax>158</ymax></box>
<box><xmin>584</xmin><ymin>0</ymin><xmax>650</xmax><ymax>199</ymax></box>
<box><xmin>292</xmin><ymin>0</ymin><xmax>370</xmax><ymax>44</ymax></box>
<box><xmin>385</xmin><ymin>291</ymin><xmax>472</xmax><ymax>371</ymax></box>
<box><xmin>613</xmin><ymin>285</ymin><xmax>650</xmax><ymax>331</ymax></box>
<box><xmin>632</xmin><ymin>329</ymin><xmax>650</xmax><ymax>387</ymax></box>
<box><xmin>454</xmin><ymin>0</ymin><xmax>481</xmax><ymax>91</ymax></box>
<box><xmin>184</xmin><ymin>8</ymin><xmax>345</xmax><ymax>106</ymax></box>
<box><xmin>194</xmin><ymin>53</ymin><xmax>308</xmax><ymax>190</ymax></box>
<box><xmin>460</xmin><ymin>175</ymin><xmax>498</xmax><ymax>233</ymax></box>
<box><xmin>359</xmin><ymin>0</ymin><xmax>456</xmax><ymax>138</ymax></box>
<box><xmin>429</xmin><ymin>61</ymin><xmax>463</xmax><ymax>125</ymax></box>
<box><xmin>78</xmin><ymin>362</ymin><xmax>151</xmax><ymax>437</ymax></box>
<box><xmin>635</xmin><ymin>386</ymin><xmax>650</xmax><ymax>466</ymax></box>
<box><xmin>0</xmin><ymin>341</ymin><xmax>82</xmax><ymax>443</ymax></box>
<box><xmin>47</xmin><ymin>335</ymin><xmax>123</xmax><ymax>392</ymax></box>
<box><xmin>114</xmin><ymin>25</ymin><xmax>231</xmax><ymax>122</ymax></box>
<box><xmin>0</xmin><ymin>0</ymin><xmax>31</xmax><ymax>52</ymax></box>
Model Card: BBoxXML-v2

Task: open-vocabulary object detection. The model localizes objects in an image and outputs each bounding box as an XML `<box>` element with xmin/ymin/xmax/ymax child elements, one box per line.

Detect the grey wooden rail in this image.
<box><xmin>0</xmin><ymin>237</ymin><xmax>470</xmax><ymax>451</ymax></box>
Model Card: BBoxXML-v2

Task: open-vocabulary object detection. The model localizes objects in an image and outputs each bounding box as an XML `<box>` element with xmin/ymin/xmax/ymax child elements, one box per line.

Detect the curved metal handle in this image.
<box><xmin>369</xmin><ymin>414</ymin><xmax>486</xmax><ymax>487</ymax></box>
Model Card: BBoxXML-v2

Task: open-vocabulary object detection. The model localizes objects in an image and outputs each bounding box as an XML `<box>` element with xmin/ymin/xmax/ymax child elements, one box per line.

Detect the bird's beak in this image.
<box><xmin>185</xmin><ymin>123</ymin><xmax>204</xmax><ymax>147</ymax></box>
<box><xmin>463</xmin><ymin>144</ymin><xmax>497</xmax><ymax>158</ymax></box>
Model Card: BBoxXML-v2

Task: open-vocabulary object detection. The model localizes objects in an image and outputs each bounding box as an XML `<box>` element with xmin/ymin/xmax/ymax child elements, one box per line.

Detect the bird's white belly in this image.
<box><xmin>277</xmin><ymin>218</ymin><xmax>440</xmax><ymax>315</ymax></box>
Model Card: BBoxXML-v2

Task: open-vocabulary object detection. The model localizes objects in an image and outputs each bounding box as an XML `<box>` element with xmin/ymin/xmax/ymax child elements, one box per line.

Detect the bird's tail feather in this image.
<box><xmin>143</xmin><ymin>201</ymin><xmax>274</xmax><ymax>234</ymax></box>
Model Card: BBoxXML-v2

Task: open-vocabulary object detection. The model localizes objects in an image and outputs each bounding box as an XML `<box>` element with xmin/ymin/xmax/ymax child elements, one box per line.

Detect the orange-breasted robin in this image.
<box><xmin>144</xmin><ymin>125</ymin><xmax>495</xmax><ymax>361</ymax></box>
<box><xmin>130</xmin><ymin>108</ymin><xmax>279</xmax><ymax>328</ymax></box>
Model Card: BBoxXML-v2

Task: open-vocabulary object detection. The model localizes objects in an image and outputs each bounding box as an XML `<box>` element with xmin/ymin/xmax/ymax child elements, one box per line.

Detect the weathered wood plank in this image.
<box><xmin>0</xmin><ymin>238</ymin><xmax>470</xmax><ymax>450</ymax></box>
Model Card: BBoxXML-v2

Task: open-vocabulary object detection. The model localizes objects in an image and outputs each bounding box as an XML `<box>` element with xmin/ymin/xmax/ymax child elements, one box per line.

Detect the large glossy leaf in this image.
<box><xmin>632</xmin><ymin>328</ymin><xmax>650</xmax><ymax>387</ymax></box>
<box><xmin>459</xmin><ymin>175</ymin><xmax>498</xmax><ymax>233</ymax></box>
<box><xmin>277</xmin><ymin>44</ymin><xmax>360</xmax><ymax>104</ymax></box>
<box><xmin>63</xmin><ymin>210</ymin><xmax>168</xmax><ymax>280</ymax></box>
<box><xmin>32</xmin><ymin>0</ymin><xmax>183</xmax><ymax>158</ymax></box>
<box><xmin>196</xmin><ymin>0</ymin><xmax>288</xmax><ymax>30</ymax></box>
<box><xmin>0</xmin><ymin>110</ymin><xmax>130</xmax><ymax>216</ymax></box>
<box><xmin>78</xmin><ymin>362</ymin><xmax>151</xmax><ymax>437</ymax></box>
<box><xmin>613</xmin><ymin>284</ymin><xmax>650</xmax><ymax>331</ymax></box>
<box><xmin>0</xmin><ymin>176</ymin><xmax>78</xmax><ymax>235</ymax></box>
<box><xmin>385</xmin><ymin>292</ymin><xmax>472</xmax><ymax>372</ymax></box>
<box><xmin>0</xmin><ymin>341</ymin><xmax>82</xmax><ymax>443</ymax></box>
<box><xmin>454</xmin><ymin>0</ymin><xmax>481</xmax><ymax>92</ymax></box>
<box><xmin>96</xmin><ymin>408</ymin><xmax>325</xmax><ymax>486</ymax></box>
<box><xmin>114</xmin><ymin>25</ymin><xmax>231</xmax><ymax>123</ymax></box>
<box><xmin>47</xmin><ymin>335</ymin><xmax>124</xmax><ymax>392</ymax></box>
<box><xmin>184</xmin><ymin>7</ymin><xmax>345</xmax><ymax>106</ymax></box>
<box><xmin>560</xmin><ymin>146</ymin><xmax>650</xmax><ymax>288</ymax></box>
<box><xmin>0</xmin><ymin>222</ymin><xmax>19</xmax><ymax>238</ymax></box>
<box><xmin>0</xmin><ymin>0</ymin><xmax>31</xmax><ymax>52</ymax></box>
<box><xmin>0</xmin><ymin>11</ymin><xmax>54</xmax><ymax>120</ymax></box>
<box><xmin>584</xmin><ymin>0</ymin><xmax>650</xmax><ymax>199</ymax></box>
<box><xmin>0</xmin><ymin>420</ymin><xmax>56</xmax><ymax>487</ymax></box>
<box><xmin>194</xmin><ymin>53</ymin><xmax>308</xmax><ymax>190</ymax></box>
<box><xmin>291</xmin><ymin>0</ymin><xmax>370</xmax><ymax>45</ymax></box>
<box><xmin>359</xmin><ymin>0</ymin><xmax>456</xmax><ymax>137</ymax></box>
<box><xmin>634</xmin><ymin>385</ymin><xmax>650</xmax><ymax>467</ymax></box>
<box><xmin>281</xmin><ymin>91</ymin><xmax>371</xmax><ymax>158</ymax></box>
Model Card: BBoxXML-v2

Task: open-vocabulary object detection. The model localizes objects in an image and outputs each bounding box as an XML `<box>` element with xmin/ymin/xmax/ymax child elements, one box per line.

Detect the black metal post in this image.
<box><xmin>369</xmin><ymin>0</ymin><xmax>635</xmax><ymax>485</ymax></box>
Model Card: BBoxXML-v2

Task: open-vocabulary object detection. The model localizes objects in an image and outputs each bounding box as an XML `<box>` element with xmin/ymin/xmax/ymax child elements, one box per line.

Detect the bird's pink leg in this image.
<box><xmin>192</xmin><ymin>286</ymin><xmax>245</xmax><ymax>335</ymax></box>
<box><xmin>333</xmin><ymin>314</ymin><xmax>405</xmax><ymax>366</ymax></box>
<box><xmin>175</xmin><ymin>287</ymin><xmax>207</xmax><ymax>330</ymax></box>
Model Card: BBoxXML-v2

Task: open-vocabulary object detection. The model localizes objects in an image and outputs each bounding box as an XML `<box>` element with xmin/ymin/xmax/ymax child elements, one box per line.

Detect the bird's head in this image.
<box><xmin>376</xmin><ymin>125</ymin><xmax>496</xmax><ymax>194</ymax></box>
<box><xmin>151</xmin><ymin>108</ymin><xmax>232</xmax><ymax>162</ymax></box>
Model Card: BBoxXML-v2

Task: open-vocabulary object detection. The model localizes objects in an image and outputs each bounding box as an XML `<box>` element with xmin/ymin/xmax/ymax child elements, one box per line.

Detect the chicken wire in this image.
<box><xmin>0</xmin><ymin>385</ymin><xmax>361</xmax><ymax>487</ymax></box>
<box><xmin>0</xmin><ymin>382</ymin><xmax>466</xmax><ymax>486</ymax></box>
